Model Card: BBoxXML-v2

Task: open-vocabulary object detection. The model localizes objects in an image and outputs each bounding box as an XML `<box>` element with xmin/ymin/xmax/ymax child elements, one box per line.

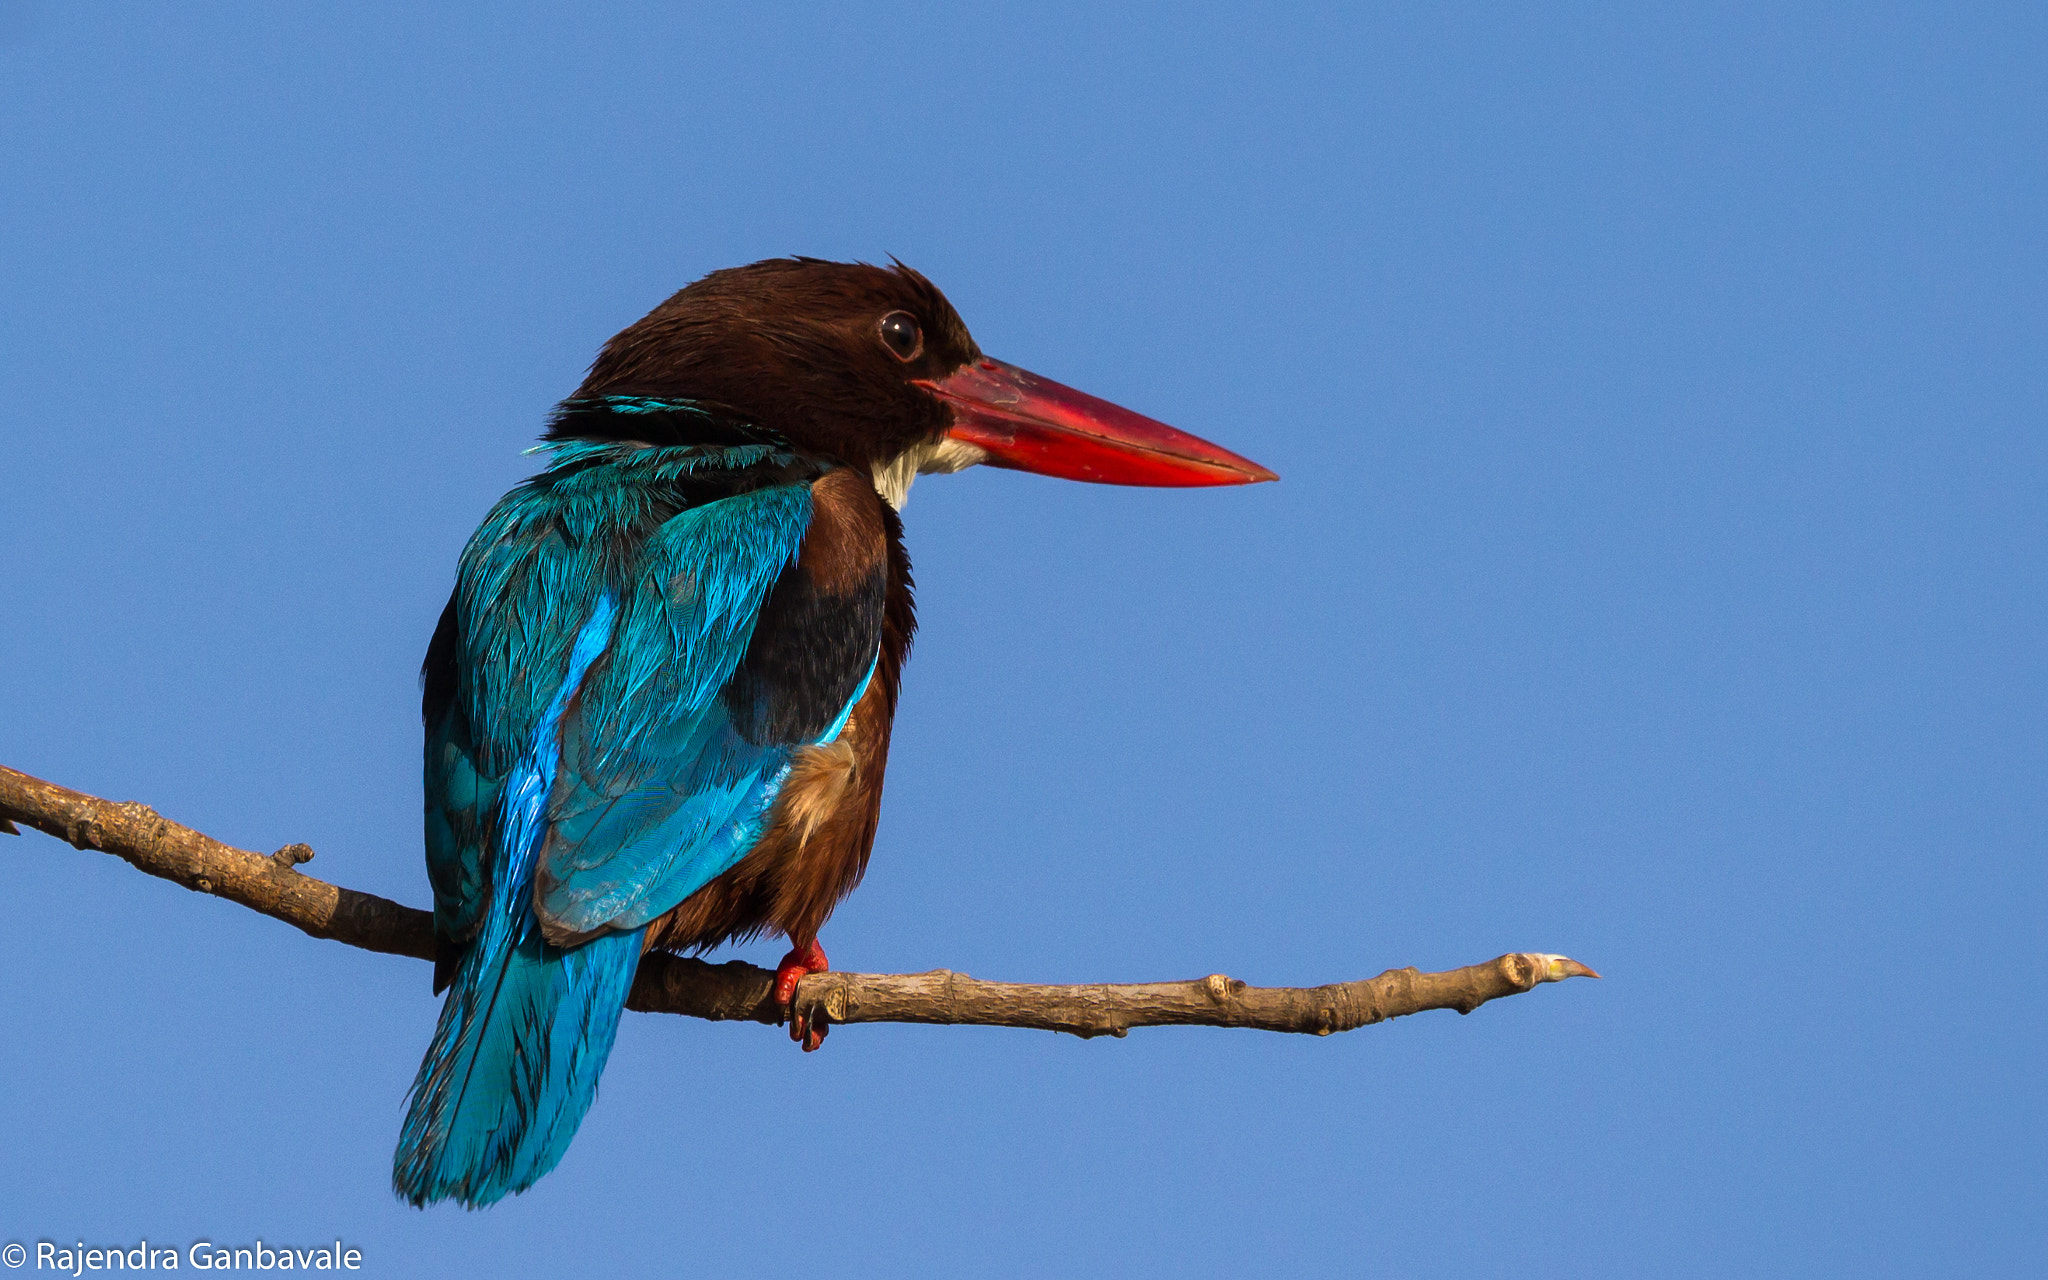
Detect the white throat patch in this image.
<box><xmin>871</xmin><ymin>435</ymin><xmax>990</xmax><ymax>510</ymax></box>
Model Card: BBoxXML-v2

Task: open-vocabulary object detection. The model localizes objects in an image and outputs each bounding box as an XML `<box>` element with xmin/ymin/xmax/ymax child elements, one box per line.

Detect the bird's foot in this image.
<box><xmin>774</xmin><ymin>939</ymin><xmax>830</xmax><ymax>1052</ymax></box>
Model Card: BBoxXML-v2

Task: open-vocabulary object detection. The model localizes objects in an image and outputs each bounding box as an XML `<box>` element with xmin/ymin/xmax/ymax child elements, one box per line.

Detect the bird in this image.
<box><xmin>392</xmin><ymin>257</ymin><xmax>1275</xmax><ymax>1208</ymax></box>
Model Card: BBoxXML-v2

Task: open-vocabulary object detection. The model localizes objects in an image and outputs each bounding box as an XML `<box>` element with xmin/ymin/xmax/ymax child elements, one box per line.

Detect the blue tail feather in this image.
<box><xmin>393</xmin><ymin>921</ymin><xmax>642</xmax><ymax>1207</ymax></box>
<box><xmin>395</xmin><ymin>597</ymin><xmax>631</xmax><ymax>1209</ymax></box>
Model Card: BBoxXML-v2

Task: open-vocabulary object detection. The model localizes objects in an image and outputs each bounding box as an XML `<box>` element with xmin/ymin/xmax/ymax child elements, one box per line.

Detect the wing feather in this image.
<box><xmin>426</xmin><ymin>445</ymin><xmax>880</xmax><ymax>957</ymax></box>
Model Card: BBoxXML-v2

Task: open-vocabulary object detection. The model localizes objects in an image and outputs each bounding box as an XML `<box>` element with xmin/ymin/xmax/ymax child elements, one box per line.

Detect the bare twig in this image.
<box><xmin>0</xmin><ymin>763</ymin><xmax>1596</xmax><ymax>1037</ymax></box>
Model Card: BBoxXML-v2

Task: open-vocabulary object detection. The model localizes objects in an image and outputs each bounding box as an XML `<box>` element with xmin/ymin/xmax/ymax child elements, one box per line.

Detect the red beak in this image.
<box><xmin>915</xmin><ymin>358</ymin><xmax>1277</xmax><ymax>487</ymax></box>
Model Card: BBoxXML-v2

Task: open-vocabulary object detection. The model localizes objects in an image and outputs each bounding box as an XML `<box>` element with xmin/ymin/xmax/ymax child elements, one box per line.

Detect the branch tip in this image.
<box><xmin>1533</xmin><ymin>954</ymin><xmax>1600</xmax><ymax>982</ymax></box>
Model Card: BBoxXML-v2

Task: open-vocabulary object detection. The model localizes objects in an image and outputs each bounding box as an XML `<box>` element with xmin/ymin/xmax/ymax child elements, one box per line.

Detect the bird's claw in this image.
<box><xmin>792</xmin><ymin>1014</ymin><xmax>827</xmax><ymax>1052</ymax></box>
<box><xmin>774</xmin><ymin>940</ymin><xmax>830</xmax><ymax>1052</ymax></box>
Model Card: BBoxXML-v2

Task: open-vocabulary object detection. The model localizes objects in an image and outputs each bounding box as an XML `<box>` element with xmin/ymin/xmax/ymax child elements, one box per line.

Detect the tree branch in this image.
<box><xmin>0</xmin><ymin>763</ymin><xmax>1596</xmax><ymax>1038</ymax></box>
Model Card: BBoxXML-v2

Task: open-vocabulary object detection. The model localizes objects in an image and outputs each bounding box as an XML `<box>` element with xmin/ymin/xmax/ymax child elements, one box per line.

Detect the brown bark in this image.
<box><xmin>0</xmin><ymin>763</ymin><xmax>1596</xmax><ymax>1037</ymax></box>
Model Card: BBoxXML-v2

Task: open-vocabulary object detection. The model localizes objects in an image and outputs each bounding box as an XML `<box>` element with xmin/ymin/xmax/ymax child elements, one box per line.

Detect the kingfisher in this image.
<box><xmin>393</xmin><ymin>258</ymin><xmax>1275</xmax><ymax>1208</ymax></box>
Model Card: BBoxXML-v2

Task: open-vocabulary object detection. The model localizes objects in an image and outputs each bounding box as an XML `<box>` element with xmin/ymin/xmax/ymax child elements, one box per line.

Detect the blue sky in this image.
<box><xmin>2</xmin><ymin>3</ymin><xmax>2042</xmax><ymax>1276</ymax></box>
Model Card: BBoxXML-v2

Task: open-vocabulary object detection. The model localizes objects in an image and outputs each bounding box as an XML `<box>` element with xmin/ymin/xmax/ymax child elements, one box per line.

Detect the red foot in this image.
<box><xmin>774</xmin><ymin>939</ymin><xmax>830</xmax><ymax>1052</ymax></box>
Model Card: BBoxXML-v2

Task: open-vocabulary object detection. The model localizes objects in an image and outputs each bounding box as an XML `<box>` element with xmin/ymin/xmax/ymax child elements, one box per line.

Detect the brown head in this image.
<box><xmin>560</xmin><ymin>257</ymin><xmax>1275</xmax><ymax>508</ymax></box>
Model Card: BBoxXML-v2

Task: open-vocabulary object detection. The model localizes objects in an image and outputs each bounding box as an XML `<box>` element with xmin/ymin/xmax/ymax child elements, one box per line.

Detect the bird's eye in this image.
<box><xmin>878</xmin><ymin>311</ymin><xmax>923</xmax><ymax>362</ymax></box>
